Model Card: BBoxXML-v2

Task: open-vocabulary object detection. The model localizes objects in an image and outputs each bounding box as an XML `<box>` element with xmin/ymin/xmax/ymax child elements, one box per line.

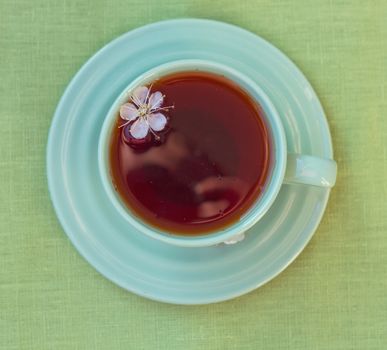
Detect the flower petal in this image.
<box><xmin>119</xmin><ymin>103</ymin><xmax>138</xmax><ymax>121</ymax></box>
<box><xmin>148</xmin><ymin>112</ymin><xmax>167</xmax><ymax>131</ymax></box>
<box><xmin>132</xmin><ymin>86</ymin><xmax>148</xmax><ymax>105</ymax></box>
<box><xmin>149</xmin><ymin>91</ymin><xmax>164</xmax><ymax>109</ymax></box>
<box><xmin>130</xmin><ymin>118</ymin><xmax>149</xmax><ymax>139</ymax></box>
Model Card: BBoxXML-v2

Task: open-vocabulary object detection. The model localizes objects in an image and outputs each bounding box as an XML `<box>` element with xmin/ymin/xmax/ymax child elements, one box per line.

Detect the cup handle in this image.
<box><xmin>284</xmin><ymin>153</ymin><xmax>337</xmax><ymax>188</ymax></box>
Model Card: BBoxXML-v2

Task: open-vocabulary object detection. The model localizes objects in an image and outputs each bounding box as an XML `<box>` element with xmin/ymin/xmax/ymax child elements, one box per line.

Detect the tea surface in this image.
<box><xmin>109</xmin><ymin>71</ymin><xmax>271</xmax><ymax>234</ymax></box>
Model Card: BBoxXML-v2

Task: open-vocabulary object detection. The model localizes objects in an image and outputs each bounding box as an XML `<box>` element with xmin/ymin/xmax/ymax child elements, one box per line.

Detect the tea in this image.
<box><xmin>109</xmin><ymin>71</ymin><xmax>271</xmax><ymax>234</ymax></box>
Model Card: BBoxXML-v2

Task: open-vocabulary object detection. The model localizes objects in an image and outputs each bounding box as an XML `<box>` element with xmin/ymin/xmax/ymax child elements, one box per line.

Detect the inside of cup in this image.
<box><xmin>98</xmin><ymin>59</ymin><xmax>286</xmax><ymax>246</ymax></box>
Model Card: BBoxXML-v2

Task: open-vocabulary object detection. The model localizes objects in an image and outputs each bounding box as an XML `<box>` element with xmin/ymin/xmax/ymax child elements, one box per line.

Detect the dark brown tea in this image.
<box><xmin>109</xmin><ymin>71</ymin><xmax>271</xmax><ymax>235</ymax></box>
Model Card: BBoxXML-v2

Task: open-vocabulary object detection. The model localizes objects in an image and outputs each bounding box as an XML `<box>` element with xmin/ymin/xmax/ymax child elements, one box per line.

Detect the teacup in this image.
<box><xmin>98</xmin><ymin>59</ymin><xmax>337</xmax><ymax>247</ymax></box>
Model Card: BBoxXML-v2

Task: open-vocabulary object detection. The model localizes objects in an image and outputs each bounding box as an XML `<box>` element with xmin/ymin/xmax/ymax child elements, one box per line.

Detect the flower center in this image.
<box><xmin>138</xmin><ymin>104</ymin><xmax>149</xmax><ymax>117</ymax></box>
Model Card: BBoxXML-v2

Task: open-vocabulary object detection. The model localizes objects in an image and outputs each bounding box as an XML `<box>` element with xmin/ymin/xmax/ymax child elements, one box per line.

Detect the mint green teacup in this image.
<box><xmin>98</xmin><ymin>60</ymin><xmax>337</xmax><ymax>247</ymax></box>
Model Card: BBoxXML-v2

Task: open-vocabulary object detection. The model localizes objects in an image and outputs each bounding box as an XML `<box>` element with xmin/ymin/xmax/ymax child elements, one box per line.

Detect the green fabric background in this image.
<box><xmin>1</xmin><ymin>0</ymin><xmax>386</xmax><ymax>349</ymax></box>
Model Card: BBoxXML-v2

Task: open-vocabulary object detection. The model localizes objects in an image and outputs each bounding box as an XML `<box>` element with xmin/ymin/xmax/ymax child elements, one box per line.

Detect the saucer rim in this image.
<box><xmin>47</xmin><ymin>18</ymin><xmax>334</xmax><ymax>305</ymax></box>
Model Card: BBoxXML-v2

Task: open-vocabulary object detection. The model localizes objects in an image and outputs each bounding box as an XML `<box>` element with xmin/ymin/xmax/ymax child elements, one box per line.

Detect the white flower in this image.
<box><xmin>119</xmin><ymin>85</ymin><xmax>172</xmax><ymax>139</ymax></box>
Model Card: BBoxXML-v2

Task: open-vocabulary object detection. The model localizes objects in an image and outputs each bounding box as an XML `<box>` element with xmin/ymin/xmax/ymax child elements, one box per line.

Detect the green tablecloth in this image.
<box><xmin>1</xmin><ymin>1</ymin><xmax>386</xmax><ymax>349</ymax></box>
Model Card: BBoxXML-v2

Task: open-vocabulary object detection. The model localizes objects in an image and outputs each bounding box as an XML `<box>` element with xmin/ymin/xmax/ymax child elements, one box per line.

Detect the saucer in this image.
<box><xmin>47</xmin><ymin>19</ymin><xmax>334</xmax><ymax>304</ymax></box>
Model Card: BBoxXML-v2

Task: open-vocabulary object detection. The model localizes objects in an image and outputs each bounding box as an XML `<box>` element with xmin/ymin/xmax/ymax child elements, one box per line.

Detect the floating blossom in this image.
<box><xmin>119</xmin><ymin>85</ymin><xmax>173</xmax><ymax>140</ymax></box>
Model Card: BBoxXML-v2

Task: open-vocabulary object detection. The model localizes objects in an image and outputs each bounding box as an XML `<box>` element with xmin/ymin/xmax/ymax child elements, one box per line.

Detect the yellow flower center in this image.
<box><xmin>138</xmin><ymin>104</ymin><xmax>149</xmax><ymax>117</ymax></box>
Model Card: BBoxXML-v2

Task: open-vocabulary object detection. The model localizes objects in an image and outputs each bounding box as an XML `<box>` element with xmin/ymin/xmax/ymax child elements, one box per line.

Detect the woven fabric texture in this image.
<box><xmin>1</xmin><ymin>1</ymin><xmax>386</xmax><ymax>349</ymax></box>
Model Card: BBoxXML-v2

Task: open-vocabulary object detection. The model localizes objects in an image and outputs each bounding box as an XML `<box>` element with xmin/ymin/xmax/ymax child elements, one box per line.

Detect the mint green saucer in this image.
<box><xmin>47</xmin><ymin>19</ymin><xmax>334</xmax><ymax>304</ymax></box>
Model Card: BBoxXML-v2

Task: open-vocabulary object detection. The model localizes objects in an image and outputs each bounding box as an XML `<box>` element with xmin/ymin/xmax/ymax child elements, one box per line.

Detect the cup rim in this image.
<box><xmin>98</xmin><ymin>59</ymin><xmax>287</xmax><ymax>247</ymax></box>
